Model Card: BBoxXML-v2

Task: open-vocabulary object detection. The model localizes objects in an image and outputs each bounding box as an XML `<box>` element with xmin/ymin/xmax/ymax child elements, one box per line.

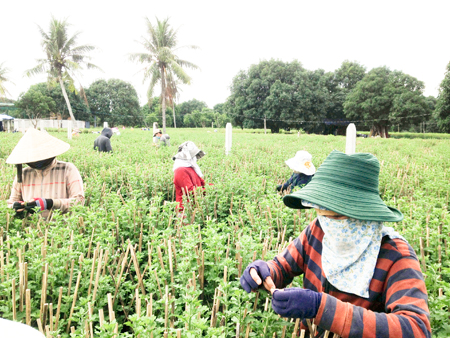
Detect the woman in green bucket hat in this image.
<box><xmin>240</xmin><ymin>150</ymin><xmax>430</xmax><ymax>337</ymax></box>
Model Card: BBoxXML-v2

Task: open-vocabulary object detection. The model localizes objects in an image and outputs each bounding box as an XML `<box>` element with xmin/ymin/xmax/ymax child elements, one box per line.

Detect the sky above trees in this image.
<box><xmin>1</xmin><ymin>0</ymin><xmax>450</xmax><ymax>108</ymax></box>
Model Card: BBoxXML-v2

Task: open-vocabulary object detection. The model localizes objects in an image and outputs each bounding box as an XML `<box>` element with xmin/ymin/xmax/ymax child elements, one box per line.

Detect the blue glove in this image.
<box><xmin>240</xmin><ymin>260</ymin><xmax>272</xmax><ymax>293</ymax></box>
<box><xmin>272</xmin><ymin>288</ymin><xmax>322</xmax><ymax>318</ymax></box>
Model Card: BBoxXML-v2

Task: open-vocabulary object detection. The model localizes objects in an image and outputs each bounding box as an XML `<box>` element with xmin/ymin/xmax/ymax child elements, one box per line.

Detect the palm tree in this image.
<box><xmin>0</xmin><ymin>62</ymin><xmax>12</xmax><ymax>98</ymax></box>
<box><xmin>26</xmin><ymin>16</ymin><xmax>99</xmax><ymax>122</ymax></box>
<box><xmin>130</xmin><ymin>17</ymin><xmax>198</xmax><ymax>132</ymax></box>
<box><xmin>165</xmin><ymin>69</ymin><xmax>181</xmax><ymax>128</ymax></box>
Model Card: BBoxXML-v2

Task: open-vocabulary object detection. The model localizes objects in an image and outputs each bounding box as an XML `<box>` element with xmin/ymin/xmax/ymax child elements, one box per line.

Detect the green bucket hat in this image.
<box><xmin>283</xmin><ymin>150</ymin><xmax>403</xmax><ymax>222</ymax></box>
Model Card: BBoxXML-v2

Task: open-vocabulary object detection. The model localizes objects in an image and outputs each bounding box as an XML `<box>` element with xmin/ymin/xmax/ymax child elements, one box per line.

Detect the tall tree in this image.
<box><xmin>86</xmin><ymin>79</ymin><xmax>143</xmax><ymax>126</ymax></box>
<box><xmin>435</xmin><ymin>61</ymin><xmax>450</xmax><ymax>132</ymax></box>
<box><xmin>344</xmin><ymin>67</ymin><xmax>430</xmax><ymax>137</ymax></box>
<box><xmin>226</xmin><ymin>59</ymin><xmax>330</xmax><ymax>133</ymax></box>
<box><xmin>0</xmin><ymin>62</ymin><xmax>12</xmax><ymax>98</ymax></box>
<box><xmin>26</xmin><ymin>16</ymin><xmax>99</xmax><ymax>122</ymax></box>
<box><xmin>15</xmin><ymin>87</ymin><xmax>56</xmax><ymax>127</ymax></box>
<box><xmin>130</xmin><ymin>17</ymin><xmax>198</xmax><ymax>133</ymax></box>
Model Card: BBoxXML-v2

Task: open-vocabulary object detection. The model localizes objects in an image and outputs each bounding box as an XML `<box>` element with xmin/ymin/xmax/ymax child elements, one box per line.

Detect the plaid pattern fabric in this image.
<box><xmin>8</xmin><ymin>160</ymin><xmax>85</xmax><ymax>218</ymax></box>
<box><xmin>267</xmin><ymin>218</ymin><xmax>431</xmax><ymax>338</ymax></box>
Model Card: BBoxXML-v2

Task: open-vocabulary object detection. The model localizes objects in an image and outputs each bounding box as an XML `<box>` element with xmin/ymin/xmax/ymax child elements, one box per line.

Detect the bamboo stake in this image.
<box><xmin>66</xmin><ymin>271</ymin><xmax>82</xmax><ymax>333</ymax></box>
<box><xmin>306</xmin><ymin>319</ymin><xmax>315</xmax><ymax>338</ymax></box>
<box><xmin>49</xmin><ymin>303</ymin><xmax>53</xmax><ymax>332</ymax></box>
<box><xmin>26</xmin><ymin>289</ymin><xmax>31</xmax><ymax>325</ymax></box>
<box><xmin>153</xmin><ymin>270</ymin><xmax>163</xmax><ymax>299</ymax></box>
<box><xmin>55</xmin><ymin>287</ymin><xmax>63</xmax><ymax>331</ymax></box>
<box><xmin>40</xmin><ymin>263</ymin><xmax>49</xmax><ymax>322</ymax></box>
<box><xmin>37</xmin><ymin>318</ymin><xmax>44</xmax><ymax>334</ymax></box>
<box><xmin>12</xmin><ymin>278</ymin><xmax>16</xmax><ymax>321</ymax></box>
<box><xmin>88</xmin><ymin>248</ymin><xmax>98</xmax><ymax>296</ymax></box>
<box><xmin>129</xmin><ymin>242</ymin><xmax>146</xmax><ymax>295</ymax></box>
<box><xmin>88</xmin><ymin>302</ymin><xmax>94</xmax><ymax>338</ymax></box>
<box><xmin>92</xmin><ymin>249</ymin><xmax>104</xmax><ymax>304</ymax></box>
<box><xmin>19</xmin><ymin>262</ymin><xmax>24</xmax><ymax>311</ymax></box>
<box><xmin>67</xmin><ymin>259</ymin><xmax>75</xmax><ymax>296</ymax></box>
<box><xmin>419</xmin><ymin>237</ymin><xmax>426</xmax><ymax>272</ymax></box>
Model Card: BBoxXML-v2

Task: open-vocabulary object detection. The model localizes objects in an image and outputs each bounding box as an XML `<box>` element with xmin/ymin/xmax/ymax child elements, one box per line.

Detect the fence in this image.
<box><xmin>13</xmin><ymin>119</ymin><xmax>86</xmax><ymax>132</ymax></box>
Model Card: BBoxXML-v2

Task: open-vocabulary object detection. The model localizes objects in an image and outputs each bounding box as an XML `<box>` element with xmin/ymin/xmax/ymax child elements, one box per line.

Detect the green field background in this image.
<box><xmin>0</xmin><ymin>128</ymin><xmax>449</xmax><ymax>337</ymax></box>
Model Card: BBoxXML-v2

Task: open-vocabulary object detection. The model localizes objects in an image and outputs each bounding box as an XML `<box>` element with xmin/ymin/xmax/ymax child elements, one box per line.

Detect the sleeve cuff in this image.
<box><xmin>52</xmin><ymin>199</ymin><xmax>62</xmax><ymax>209</ymax></box>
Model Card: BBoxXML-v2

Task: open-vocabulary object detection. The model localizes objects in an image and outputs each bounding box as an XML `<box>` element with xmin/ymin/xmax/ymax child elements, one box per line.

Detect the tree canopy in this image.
<box><xmin>0</xmin><ymin>62</ymin><xmax>13</xmax><ymax>98</ymax></box>
<box><xmin>435</xmin><ymin>61</ymin><xmax>450</xmax><ymax>132</ymax></box>
<box><xmin>15</xmin><ymin>86</ymin><xmax>56</xmax><ymax>125</ymax></box>
<box><xmin>344</xmin><ymin>67</ymin><xmax>430</xmax><ymax>137</ymax></box>
<box><xmin>86</xmin><ymin>79</ymin><xmax>142</xmax><ymax>127</ymax></box>
<box><xmin>226</xmin><ymin>59</ymin><xmax>333</xmax><ymax>133</ymax></box>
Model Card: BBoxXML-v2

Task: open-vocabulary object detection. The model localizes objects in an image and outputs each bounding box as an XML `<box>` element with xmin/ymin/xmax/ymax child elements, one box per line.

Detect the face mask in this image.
<box><xmin>27</xmin><ymin>157</ymin><xmax>55</xmax><ymax>170</ymax></box>
<box><xmin>156</xmin><ymin>136</ymin><xmax>161</xmax><ymax>139</ymax></box>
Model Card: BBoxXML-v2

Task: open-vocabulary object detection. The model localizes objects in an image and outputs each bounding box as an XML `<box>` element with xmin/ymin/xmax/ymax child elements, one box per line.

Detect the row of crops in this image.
<box><xmin>0</xmin><ymin>129</ymin><xmax>449</xmax><ymax>337</ymax></box>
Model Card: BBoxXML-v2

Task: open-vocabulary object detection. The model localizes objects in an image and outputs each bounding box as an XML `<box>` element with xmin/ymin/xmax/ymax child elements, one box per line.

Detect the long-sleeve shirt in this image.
<box><xmin>173</xmin><ymin>166</ymin><xmax>205</xmax><ymax>210</ymax></box>
<box><xmin>267</xmin><ymin>218</ymin><xmax>431</xmax><ymax>338</ymax></box>
<box><xmin>7</xmin><ymin>159</ymin><xmax>85</xmax><ymax>218</ymax></box>
<box><xmin>277</xmin><ymin>172</ymin><xmax>313</xmax><ymax>192</ymax></box>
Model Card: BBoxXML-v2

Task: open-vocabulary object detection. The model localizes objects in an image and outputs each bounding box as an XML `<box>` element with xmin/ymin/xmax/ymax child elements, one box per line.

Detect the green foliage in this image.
<box><xmin>0</xmin><ymin>130</ymin><xmax>448</xmax><ymax>337</ymax></box>
<box><xmin>435</xmin><ymin>61</ymin><xmax>450</xmax><ymax>132</ymax></box>
<box><xmin>344</xmin><ymin>67</ymin><xmax>431</xmax><ymax>136</ymax></box>
<box><xmin>15</xmin><ymin>87</ymin><xmax>56</xmax><ymax>121</ymax></box>
<box><xmin>0</xmin><ymin>62</ymin><xmax>12</xmax><ymax>98</ymax></box>
<box><xmin>226</xmin><ymin>59</ymin><xmax>336</xmax><ymax>133</ymax></box>
<box><xmin>86</xmin><ymin>79</ymin><xmax>143</xmax><ymax>127</ymax></box>
<box><xmin>177</xmin><ymin>99</ymin><xmax>208</xmax><ymax>127</ymax></box>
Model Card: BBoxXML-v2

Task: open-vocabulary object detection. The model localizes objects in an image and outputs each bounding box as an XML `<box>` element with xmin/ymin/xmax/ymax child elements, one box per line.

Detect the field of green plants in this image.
<box><xmin>0</xmin><ymin>128</ymin><xmax>449</xmax><ymax>337</ymax></box>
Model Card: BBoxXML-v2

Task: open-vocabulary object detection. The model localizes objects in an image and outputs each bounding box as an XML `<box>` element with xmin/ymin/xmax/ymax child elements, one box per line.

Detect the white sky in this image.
<box><xmin>2</xmin><ymin>0</ymin><xmax>450</xmax><ymax>108</ymax></box>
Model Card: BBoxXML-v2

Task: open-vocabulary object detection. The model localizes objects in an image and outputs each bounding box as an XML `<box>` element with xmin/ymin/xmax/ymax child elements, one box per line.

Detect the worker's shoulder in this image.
<box><xmin>55</xmin><ymin>160</ymin><xmax>80</xmax><ymax>172</ymax></box>
<box><xmin>380</xmin><ymin>236</ymin><xmax>417</xmax><ymax>260</ymax></box>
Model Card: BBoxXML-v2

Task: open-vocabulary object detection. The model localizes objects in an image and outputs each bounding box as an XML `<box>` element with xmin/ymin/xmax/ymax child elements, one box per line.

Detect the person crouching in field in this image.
<box><xmin>154</xmin><ymin>129</ymin><xmax>170</xmax><ymax>147</ymax></box>
<box><xmin>276</xmin><ymin>150</ymin><xmax>315</xmax><ymax>192</ymax></box>
<box><xmin>94</xmin><ymin>127</ymin><xmax>113</xmax><ymax>152</ymax></box>
<box><xmin>241</xmin><ymin>150</ymin><xmax>431</xmax><ymax>338</ymax></box>
<box><xmin>6</xmin><ymin>128</ymin><xmax>85</xmax><ymax>219</ymax></box>
<box><xmin>173</xmin><ymin>141</ymin><xmax>207</xmax><ymax>211</ymax></box>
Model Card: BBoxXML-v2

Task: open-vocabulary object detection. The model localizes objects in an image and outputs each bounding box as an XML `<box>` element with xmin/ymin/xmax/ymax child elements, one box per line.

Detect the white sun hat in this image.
<box><xmin>6</xmin><ymin>127</ymin><xmax>70</xmax><ymax>164</ymax></box>
<box><xmin>285</xmin><ymin>150</ymin><xmax>316</xmax><ymax>175</ymax></box>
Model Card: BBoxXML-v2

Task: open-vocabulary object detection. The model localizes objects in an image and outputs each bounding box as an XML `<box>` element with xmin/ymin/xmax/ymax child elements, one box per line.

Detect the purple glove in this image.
<box><xmin>272</xmin><ymin>288</ymin><xmax>322</xmax><ymax>319</ymax></box>
<box><xmin>240</xmin><ymin>260</ymin><xmax>271</xmax><ymax>293</ymax></box>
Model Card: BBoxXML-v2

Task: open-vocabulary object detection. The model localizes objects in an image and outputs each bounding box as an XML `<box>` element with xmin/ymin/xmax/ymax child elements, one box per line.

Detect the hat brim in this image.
<box><xmin>283</xmin><ymin>181</ymin><xmax>403</xmax><ymax>222</ymax></box>
<box><xmin>6</xmin><ymin>128</ymin><xmax>70</xmax><ymax>164</ymax></box>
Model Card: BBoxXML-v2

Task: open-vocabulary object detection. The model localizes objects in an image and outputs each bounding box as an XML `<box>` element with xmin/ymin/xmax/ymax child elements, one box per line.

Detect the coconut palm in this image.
<box><xmin>26</xmin><ymin>16</ymin><xmax>99</xmax><ymax>122</ymax></box>
<box><xmin>0</xmin><ymin>62</ymin><xmax>12</xmax><ymax>98</ymax></box>
<box><xmin>165</xmin><ymin>69</ymin><xmax>181</xmax><ymax>128</ymax></box>
<box><xmin>130</xmin><ymin>17</ymin><xmax>198</xmax><ymax>132</ymax></box>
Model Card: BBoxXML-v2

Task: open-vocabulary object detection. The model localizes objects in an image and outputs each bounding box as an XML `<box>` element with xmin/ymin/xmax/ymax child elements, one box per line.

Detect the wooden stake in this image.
<box><xmin>55</xmin><ymin>287</ymin><xmax>63</xmax><ymax>331</ymax></box>
<box><xmin>26</xmin><ymin>289</ymin><xmax>31</xmax><ymax>325</ymax></box>
<box><xmin>66</xmin><ymin>271</ymin><xmax>82</xmax><ymax>333</ymax></box>
<box><xmin>12</xmin><ymin>278</ymin><xmax>16</xmax><ymax>321</ymax></box>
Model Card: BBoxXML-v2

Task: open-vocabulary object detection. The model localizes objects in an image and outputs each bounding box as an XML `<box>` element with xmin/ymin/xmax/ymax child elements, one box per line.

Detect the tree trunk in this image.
<box><xmin>160</xmin><ymin>66</ymin><xmax>166</xmax><ymax>133</ymax></box>
<box><xmin>58</xmin><ymin>77</ymin><xmax>76</xmax><ymax>122</ymax></box>
<box><xmin>172</xmin><ymin>101</ymin><xmax>176</xmax><ymax>128</ymax></box>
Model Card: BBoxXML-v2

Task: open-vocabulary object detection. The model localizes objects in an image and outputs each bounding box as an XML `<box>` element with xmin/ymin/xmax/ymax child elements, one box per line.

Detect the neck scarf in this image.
<box><xmin>173</xmin><ymin>158</ymin><xmax>203</xmax><ymax>178</ymax></box>
<box><xmin>27</xmin><ymin>157</ymin><xmax>55</xmax><ymax>170</ymax></box>
<box><xmin>302</xmin><ymin>200</ymin><xmax>406</xmax><ymax>298</ymax></box>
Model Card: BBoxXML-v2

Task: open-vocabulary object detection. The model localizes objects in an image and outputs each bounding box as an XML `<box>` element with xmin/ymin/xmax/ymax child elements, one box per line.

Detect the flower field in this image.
<box><xmin>0</xmin><ymin>129</ymin><xmax>449</xmax><ymax>337</ymax></box>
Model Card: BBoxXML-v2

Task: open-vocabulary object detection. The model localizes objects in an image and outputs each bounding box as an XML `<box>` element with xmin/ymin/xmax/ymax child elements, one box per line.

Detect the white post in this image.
<box><xmin>225</xmin><ymin>123</ymin><xmax>232</xmax><ymax>155</ymax></box>
<box><xmin>153</xmin><ymin>122</ymin><xmax>158</xmax><ymax>143</ymax></box>
<box><xmin>67</xmin><ymin>121</ymin><xmax>72</xmax><ymax>140</ymax></box>
<box><xmin>345</xmin><ymin>123</ymin><xmax>356</xmax><ymax>155</ymax></box>
<box><xmin>40</xmin><ymin>120</ymin><xmax>45</xmax><ymax>131</ymax></box>
<box><xmin>103</xmin><ymin>122</ymin><xmax>108</xmax><ymax>129</ymax></box>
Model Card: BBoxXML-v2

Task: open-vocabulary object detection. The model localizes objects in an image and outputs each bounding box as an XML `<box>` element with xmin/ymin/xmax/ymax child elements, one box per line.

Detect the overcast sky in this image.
<box><xmin>1</xmin><ymin>0</ymin><xmax>449</xmax><ymax>108</ymax></box>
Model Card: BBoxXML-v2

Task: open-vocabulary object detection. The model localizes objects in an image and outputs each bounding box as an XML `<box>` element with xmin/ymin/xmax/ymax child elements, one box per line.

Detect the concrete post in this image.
<box><xmin>225</xmin><ymin>123</ymin><xmax>232</xmax><ymax>155</ymax></box>
<box><xmin>345</xmin><ymin>123</ymin><xmax>356</xmax><ymax>155</ymax></box>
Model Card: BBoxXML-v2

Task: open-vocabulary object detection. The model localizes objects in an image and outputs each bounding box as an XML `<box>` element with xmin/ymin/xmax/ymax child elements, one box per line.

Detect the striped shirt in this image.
<box><xmin>7</xmin><ymin>159</ymin><xmax>85</xmax><ymax>218</ymax></box>
<box><xmin>267</xmin><ymin>218</ymin><xmax>431</xmax><ymax>338</ymax></box>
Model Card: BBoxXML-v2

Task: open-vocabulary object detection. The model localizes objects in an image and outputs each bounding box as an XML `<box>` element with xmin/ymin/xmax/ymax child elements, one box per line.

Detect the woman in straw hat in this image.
<box><xmin>276</xmin><ymin>150</ymin><xmax>315</xmax><ymax>192</ymax></box>
<box><xmin>6</xmin><ymin>128</ymin><xmax>85</xmax><ymax>219</ymax></box>
<box><xmin>240</xmin><ymin>151</ymin><xmax>430</xmax><ymax>337</ymax></box>
<box><xmin>172</xmin><ymin>141</ymin><xmax>208</xmax><ymax>211</ymax></box>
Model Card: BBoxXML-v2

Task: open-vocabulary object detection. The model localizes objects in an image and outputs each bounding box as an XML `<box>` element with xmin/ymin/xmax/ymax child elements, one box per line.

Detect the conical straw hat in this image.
<box><xmin>6</xmin><ymin>128</ymin><xmax>70</xmax><ymax>164</ymax></box>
